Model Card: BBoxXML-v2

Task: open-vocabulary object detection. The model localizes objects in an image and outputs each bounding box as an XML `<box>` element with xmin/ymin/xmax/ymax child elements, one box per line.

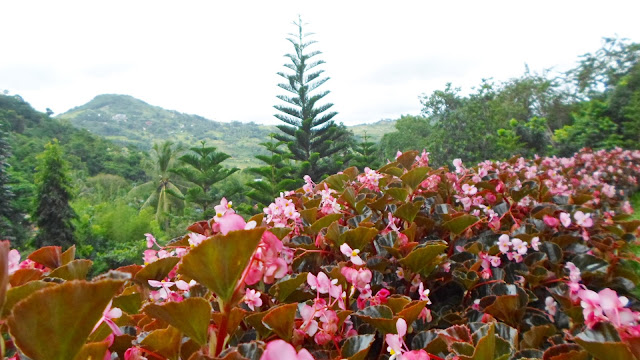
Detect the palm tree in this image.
<box><xmin>128</xmin><ymin>141</ymin><xmax>185</xmax><ymax>229</ymax></box>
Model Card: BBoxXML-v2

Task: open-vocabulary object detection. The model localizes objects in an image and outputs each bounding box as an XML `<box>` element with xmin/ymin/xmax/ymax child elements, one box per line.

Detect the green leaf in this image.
<box><xmin>27</xmin><ymin>246</ymin><xmax>62</xmax><ymax>269</ymax></box>
<box><xmin>143</xmin><ymin>297</ymin><xmax>212</xmax><ymax>345</ymax></box>
<box><xmin>401</xmin><ymin>166</ymin><xmax>430</xmax><ymax>192</ymax></box>
<box><xmin>355</xmin><ymin>305</ymin><xmax>398</xmax><ymax>334</ymax></box>
<box><xmin>398</xmin><ymin>300</ymin><xmax>429</xmax><ymax>326</ymax></box>
<box><xmin>323</xmin><ymin>173</ymin><xmax>350</xmax><ymax>191</ymax></box>
<box><xmin>7</xmin><ymin>279</ymin><xmax>123</xmax><ymax>360</ymax></box>
<box><xmin>338</xmin><ymin>227</ymin><xmax>379</xmax><ymax>250</ymax></box>
<box><xmin>542</xmin><ymin>344</ymin><xmax>589</xmax><ymax>360</ymax></box>
<box><xmin>1</xmin><ymin>281</ymin><xmax>56</xmax><ymax>318</ymax></box>
<box><xmin>112</xmin><ymin>293</ymin><xmax>142</xmax><ymax>315</ymax></box>
<box><xmin>140</xmin><ymin>325</ymin><xmax>182</xmax><ymax>360</ymax></box>
<box><xmin>178</xmin><ymin>228</ymin><xmax>264</xmax><ymax>306</ymax></box>
<box><xmin>308</xmin><ymin>214</ymin><xmax>343</xmax><ymax>235</ymax></box>
<box><xmin>268</xmin><ymin>227</ymin><xmax>292</xmax><ymax>241</ymax></box>
<box><xmin>520</xmin><ymin>324</ymin><xmax>556</xmax><ymax>349</ymax></box>
<box><xmin>379</xmin><ymin>162</ymin><xmax>404</xmax><ymax>177</ymax></box>
<box><xmin>385</xmin><ymin>188</ymin><xmax>409</xmax><ymax>202</ymax></box>
<box><xmin>483</xmin><ymin>295</ymin><xmax>523</xmax><ymax>327</ymax></box>
<box><xmin>268</xmin><ymin>272</ymin><xmax>312</xmax><ymax>302</ymax></box>
<box><xmin>73</xmin><ymin>341</ymin><xmax>109</xmax><ymax>360</ymax></box>
<box><xmin>341</xmin><ymin>334</ymin><xmax>375</xmax><ymax>360</ymax></box>
<box><xmin>134</xmin><ymin>257</ymin><xmax>180</xmax><ymax>288</ymax></box>
<box><xmin>462</xmin><ymin>322</ymin><xmax>495</xmax><ymax>360</ymax></box>
<box><xmin>48</xmin><ymin>259</ymin><xmax>92</xmax><ymax>280</ymax></box>
<box><xmin>443</xmin><ymin>215</ymin><xmax>481</xmax><ymax>235</ymax></box>
<box><xmin>399</xmin><ymin>243</ymin><xmax>447</xmax><ymax>274</ymax></box>
<box><xmin>394</xmin><ymin>201</ymin><xmax>424</xmax><ymax>223</ymax></box>
<box><xmin>262</xmin><ymin>303</ymin><xmax>297</xmax><ymax>341</ymax></box>
<box><xmin>574</xmin><ymin>322</ymin><xmax>636</xmax><ymax>360</ymax></box>
<box><xmin>245</xmin><ymin>311</ymin><xmax>271</xmax><ymax>339</ymax></box>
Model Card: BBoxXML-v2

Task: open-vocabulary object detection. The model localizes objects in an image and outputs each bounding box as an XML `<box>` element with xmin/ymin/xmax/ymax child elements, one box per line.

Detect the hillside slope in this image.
<box><xmin>59</xmin><ymin>94</ymin><xmax>397</xmax><ymax>168</ymax></box>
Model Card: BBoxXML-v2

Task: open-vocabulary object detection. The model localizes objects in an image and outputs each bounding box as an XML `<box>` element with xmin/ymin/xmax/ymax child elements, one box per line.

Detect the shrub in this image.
<box><xmin>1</xmin><ymin>147</ymin><xmax>640</xmax><ymax>360</ymax></box>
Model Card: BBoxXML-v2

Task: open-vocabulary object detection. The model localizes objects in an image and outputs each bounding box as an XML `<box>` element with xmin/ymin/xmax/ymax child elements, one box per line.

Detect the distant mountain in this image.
<box><xmin>59</xmin><ymin>94</ymin><xmax>396</xmax><ymax>168</ymax></box>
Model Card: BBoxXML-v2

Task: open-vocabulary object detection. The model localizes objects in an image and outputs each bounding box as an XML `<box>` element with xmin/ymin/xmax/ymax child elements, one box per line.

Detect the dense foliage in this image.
<box><xmin>1</xmin><ymin>147</ymin><xmax>639</xmax><ymax>360</ymax></box>
<box><xmin>380</xmin><ymin>38</ymin><xmax>640</xmax><ymax>166</ymax></box>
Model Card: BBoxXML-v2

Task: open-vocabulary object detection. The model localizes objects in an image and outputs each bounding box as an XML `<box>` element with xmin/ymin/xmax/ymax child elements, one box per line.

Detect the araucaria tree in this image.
<box><xmin>274</xmin><ymin>17</ymin><xmax>350</xmax><ymax>181</ymax></box>
<box><xmin>171</xmin><ymin>141</ymin><xmax>238</xmax><ymax>218</ymax></box>
<box><xmin>33</xmin><ymin>139</ymin><xmax>75</xmax><ymax>249</ymax></box>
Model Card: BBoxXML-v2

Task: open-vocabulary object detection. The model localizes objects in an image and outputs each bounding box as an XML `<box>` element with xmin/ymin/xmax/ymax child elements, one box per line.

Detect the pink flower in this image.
<box><xmin>461</xmin><ymin>183</ymin><xmax>477</xmax><ymax>196</ymax></box>
<box><xmin>340</xmin><ymin>243</ymin><xmax>364</xmax><ymax>266</ymax></box>
<box><xmin>559</xmin><ymin>212</ymin><xmax>571</xmax><ymax>227</ymax></box>
<box><xmin>213</xmin><ymin>213</ymin><xmax>248</xmax><ymax>235</ymax></box>
<box><xmin>8</xmin><ymin>249</ymin><xmax>20</xmax><ymax>275</ymax></box>
<box><xmin>244</xmin><ymin>289</ymin><xmax>262</xmax><ymax>311</ymax></box>
<box><xmin>404</xmin><ymin>350</ymin><xmax>431</xmax><ymax>360</ymax></box>
<box><xmin>385</xmin><ymin>318</ymin><xmax>408</xmax><ymax>360</ymax></box>
<box><xmin>187</xmin><ymin>232</ymin><xmax>207</xmax><ymax>247</ymax></box>
<box><xmin>511</xmin><ymin>238</ymin><xmax>528</xmax><ymax>255</ymax></box>
<box><xmin>545</xmin><ymin>296</ymin><xmax>557</xmax><ymax>321</ymax></box>
<box><xmin>143</xmin><ymin>249</ymin><xmax>158</xmax><ymax>265</ymax></box>
<box><xmin>260</xmin><ymin>339</ymin><xmax>314</xmax><ymax>360</ymax></box>
<box><xmin>543</xmin><ymin>215</ymin><xmax>559</xmax><ymax>228</ymax></box>
<box><xmin>574</xmin><ymin>211</ymin><xmax>593</xmax><ymax>228</ymax></box>
<box><xmin>307</xmin><ymin>272</ymin><xmax>332</xmax><ymax>294</ymax></box>
<box><xmin>145</xmin><ymin>233</ymin><xmax>159</xmax><ymax>248</ymax></box>
<box><xmin>452</xmin><ymin>158</ymin><xmax>464</xmax><ymax>173</ymax></box>
<box><xmin>214</xmin><ymin>197</ymin><xmax>234</xmax><ymax>217</ymax></box>
<box><xmin>497</xmin><ymin>234</ymin><xmax>511</xmax><ymax>254</ymax></box>
<box><xmin>300</xmin><ymin>304</ymin><xmax>319</xmax><ymax>336</ymax></box>
<box><xmin>342</xmin><ymin>267</ymin><xmax>372</xmax><ymax>291</ymax></box>
<box><xmin>418</xmin><ymin>282</ymin><xmax>432</xmax><ymax>304</ymax></box>
<box><xmin>531</xmin><ymin>237</ymin><xmax>540</xmax><ymax>251</ymax></box>
<box><xmin>92</xmin><ymin>300</ymin><xmax>123</xmax><ymax>336</ymax></box>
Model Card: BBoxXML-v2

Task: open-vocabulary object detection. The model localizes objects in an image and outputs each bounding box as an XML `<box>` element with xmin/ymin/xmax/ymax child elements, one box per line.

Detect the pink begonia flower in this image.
<box><xmin>545</xmin><ymin>296</ymin><xmax>557</xmax><ymax>321</ymax></box>
<box><xmin>418</xmin><ymin>282</ymin><xmax>432</xmax><ymax>304</ymax></box>
<box><xmin>261</xmin><ymin>339</ymin><xmax>314</xmax><ymax>360</ymax></box>
<box><xmin>404</xmin><ymin>350</ymin><xmax>431</xmax><ymax>360</ymax></box>
<box><xmin>565</xmin><ymin>262</ymin><xmax>581</xmax><ymax>283</ymax></box>
<box><xmin>385</xmin><ymin>318</ymin><xmax>408</xmax><ymax>360</ymax></box>
<box><xmin>143</xmin><ymin>249</ymin><xmax>158</xmax><ymax>265</ymax></box>
<box><xmin>489</xmin><ymin>255</ymin><xmax>501</xmax><ymax>268</ymax></box>
<box><xmin>340</xmin><ymin>243</ymin><xmax>365</xmax><ymax>266</ymax></box>
<box><xmin>395</xmin><ymin>150</ymin><xmax>403</xmax><ymax>160</ymax></box>
<box><xmin>497</xmin><ymin>234</ymin><xmax>511</xmax><ymax>254</ymax></box>
<box><xmin>559</xmin><ymin>212</ymin><xmax>571</xmax><ymax>227</ymax></box>
<box><xmin>415</xmin><ymin>149</ymin><xmax>430</xmax><ymax>167</ymax></box>
<box><xmin>461</xmin><ymin>183</ymin><xmax>477</xmax><ymax>196</ymax></box>
<box><xmin>214</xmin><ymin>213</ymin><xmax>248</xmax><ymax>235</ymax></box>
<box><xmin>341</xmin><ymin>267</ymin><xmax>372</xmax><ymax>291</ymax></box>
<box><xmin>188</xmin><ymin>232</ymin><xmax>207</xmax><ymax>247</ymax></box>
<box><xmin>145</xmin><ymin>233</ymin><xmax>159</xmax><ymax>248</ymax></box>
<box><xmin>452</xmin><ymin>158</ymin><xmax>464</xmax><ymax>173</ymax></box>
<box><xmin>244</xmin><ymin>288</ymin><xmax>262</xmax><ymax>311</ymax></box>
<box><xmin>543</xmin><ymin>215</ymin><xmax>559</xmax><ymax>228</ymax></box>
<box><xmin>531</xmin><ymin>237</ymin><xmax>540</xmax><ymax>251</ymax></box>
<box><xmin>302</xmin><ymin>175</ymin><xmax>315</xmax><ymax>194</ymax></box>
<box><xmin>510</xmin><ymin>238</ymin><xmax>528</xmax><ymax>255</ymax></box>
<box><xmin>92</xmin><ymin>300</ymin><xmax>123</xmax><ymax>336</ymax></box>
<box><xmin>307</xmin><ymin>272</ymin><xmax>332</xmax><ymax>294</ymax></box>
<box><xmin>574</xmin><ymin>211</ymin><xmax>593</xmax><ymax>228</ymax></box>
<box><xmin>622</xmin><ymin>200</ymin><xmax>633</xmax><ymax>214</ymax></box>
<box><xmin>148</xmin><ymin>279</ymin><xmax>184</xmax><ymax>300</ymax></box>
<box><xmin>300</xmin><ymin>304</ymin><xmax>319</xmax><ymax>336</ymax></box>
<box><xmin>124</xmin><ymin>347</ymin><xmax>147</xmax><ymax>360</ymax></box>
<box><xmin>396</xmin><ymin>267</ymin><xmax>405</xmax><ymax>279</ymax></box>
<box><xmin>8</xmin><ymin>249</ymin><xmax>20</xmax><ymax>275</ymax></box>
<box><xmin>214</xmin><ymin>197</ymin><xmax>234</xmax><ymax>217</ymax></box>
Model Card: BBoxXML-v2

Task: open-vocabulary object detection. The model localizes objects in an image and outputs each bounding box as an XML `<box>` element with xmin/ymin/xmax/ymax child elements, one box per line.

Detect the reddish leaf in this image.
<box><xmin>7</xmin><ymin>279</ymin><xmax>124</xmax><ymax>360</ymax></box>
<box><xmin>48</xmin><ymin>259</ymin><xmax>92</xmax><ymax>280</ymax></box>
<box><xmin>9</xmin><ymin>268</ymin><xmax>43</xmax><ymax>287</ymax></box>
<box><xmin>262</xmin><ymin>303</ymin><xmax>297</xmax><ymax>341</ymax></box>
<box><xmin>134</xmin><ymin>257</ymin><xmax>180</xmax><ymax>288</ymax></box>
<box><xmin>72</xmin><ymin>341</ymin><xmax>109</xmax><ymax>360</ymax></box>
<box><xmin>27</xmin><ymin>246</ymin><xmax>62</xmax><ymax>269</ymax></box>
<box><xmin>178</xmin><ymin>228</ymin><xmax>265</xmax><ymax>306</ymax></box>
<box><xmin>61</xmin><ymin>245</ymin><xmax>76</xmax><ymax>265</ymax></box>
<box><xmin>140</xmin><ymin>325</ymin><xmax>182</xmax><ymax>360</ymax></box>
<box><xmin>1</xmin><ymin>281</ymin><xmax>56</xmax><ymax>318</ymax></box>
<box><xmin>144</xmin><ymin>297</ymin><xmax>212</xmax><ymax>345</ymax></box>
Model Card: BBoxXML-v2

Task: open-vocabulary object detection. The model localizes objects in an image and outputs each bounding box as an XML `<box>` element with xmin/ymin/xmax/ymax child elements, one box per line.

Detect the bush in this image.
<box><xmin>2</xmin><ymin>147</ymin><xmax>640</xmax><ymax>360</ymax></box>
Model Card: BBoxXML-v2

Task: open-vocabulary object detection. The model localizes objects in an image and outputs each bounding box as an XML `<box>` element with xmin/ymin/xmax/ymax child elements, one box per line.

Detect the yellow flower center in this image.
<box><xmin>352</xmin><ymin>250</ymin><xmax>359</xmax><ymax>257</ymax></box>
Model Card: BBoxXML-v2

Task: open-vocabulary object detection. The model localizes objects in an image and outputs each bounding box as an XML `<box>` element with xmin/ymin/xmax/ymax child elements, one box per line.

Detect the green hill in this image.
<box><xmin>59</xmin><ymin>94</ymin><xmax>397</xmax><ymax>168</ymax></box>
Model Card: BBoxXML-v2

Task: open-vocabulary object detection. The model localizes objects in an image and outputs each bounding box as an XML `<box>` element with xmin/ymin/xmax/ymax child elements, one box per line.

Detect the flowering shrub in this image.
<box><xmin>1</xmin><ymin>147</ymin><xmax>640</xmax><ymax>360</ymax></box>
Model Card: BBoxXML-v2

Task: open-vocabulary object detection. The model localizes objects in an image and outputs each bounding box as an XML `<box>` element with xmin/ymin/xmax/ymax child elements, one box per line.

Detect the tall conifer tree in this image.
<box><xmin>274</xmin><ymin>17</ymin><xmax>350</xmax><ymax>181</ymax></box>
<box><xmin>33</xmin><ymin>139</ymin><xmax>75</xmax><ymax>249</ymax></box>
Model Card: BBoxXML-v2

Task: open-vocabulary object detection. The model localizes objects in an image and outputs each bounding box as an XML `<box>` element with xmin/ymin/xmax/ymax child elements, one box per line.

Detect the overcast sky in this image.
<box><xmin>2</xmin><ymin>1</ymin><xmax>640</xmax><ymax>126</ymax></box>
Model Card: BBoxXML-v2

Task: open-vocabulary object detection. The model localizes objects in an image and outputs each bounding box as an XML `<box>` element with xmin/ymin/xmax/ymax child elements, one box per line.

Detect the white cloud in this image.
<box><xmin>1</xmin><ymin>0</ymin><xmax>639</xmax><ymax>124</ymax></box>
